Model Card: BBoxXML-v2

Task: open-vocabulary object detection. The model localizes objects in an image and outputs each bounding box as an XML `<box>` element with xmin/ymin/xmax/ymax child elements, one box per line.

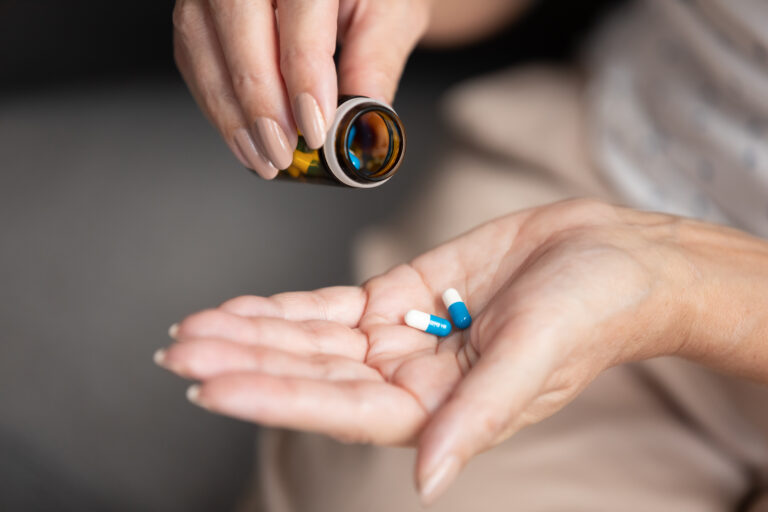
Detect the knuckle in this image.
<box><xmin>480</xmin><ymin>411</ymin><xmax>506</xmax><ymax>437</ymax></box>
<box><xmin>220</xmin><ymin>295</ymin><xmax>258</xmax><ymax>312</ymax></box>
<box><xmin>563</xmin><ymin>198</ymin><xmax>615</xmax><ymax>218</ymax></box>
<box><xmin>279</xmin><ymin>47</ymin><xmax>324</xmax><ymax>76</ymax></box>
<box><xmin>453</xmin><ymin>394</ymin><xmax>509</xmax><ymax>442</ymax></box>
<box><xmin>363</xmin><ymin>264</ymin><xmax>407</xmax><ymax>293</ymax></box>
<box><xmin>198</xmin><ymin>83</ymin><xmax>239</xmax><ymax>118</ymax></box>
<box><xmin>404</xmin><ymin>0</ymin><xmax>430</xmax><ymax>39</ymax></box>
<box><xmin>207</xmin><ymin>0</ymin><xmax>240</xmax><ymax>15</ymax></box>
<box><xmin>180</xmin><ymin>308</ymin><xmax>223</xmax><ymax>335</ymax></box>
<box><xmin>207</xmin><ymin>0</ymin><xmax>228</xmax><ymax>14</ymax></box>
<box><xmin>317</xmin><ymin>359</ymin><xmax>337</xmax><ymax>380</ymax></box>
<box><xmin>249</xmin><ymin>347</ymin><xmax>268</xmax><ymax>367</ymax></box>
<box><xmin>172</xmin><ymin>0</ymin><xmax>203</xmax><ymax>35</ymax></box>
<box><xmin>230</xmin><ymin>69</ymin><xmax>270</xmax><ymax>96</ymax></box>
<box><xmin>527</xmin><ymin>198</ymin><xmax>618</xmax><ymax>235</ymax></box>
<box><xmin>473</xmin><ymin>406</ymin><xmax>508</xmax><ymax>444</ymax></box>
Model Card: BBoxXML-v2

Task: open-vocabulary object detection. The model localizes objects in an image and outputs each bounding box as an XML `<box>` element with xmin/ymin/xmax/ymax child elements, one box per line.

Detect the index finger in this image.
<box><xmin>277</xmin><ymin>0</ymin><xmax>339</xmax><ymax>149</ymax></box>
<box><xmin>219</xmin><ymin>286</ymin><xmax>368</xmax><ymax>327</ymax></box>
<box><xmin>189</xmin><ymin>373</ymin><xmax>427</xmax><ymax>444</ymax></box>
<box><xmin>209</xmin><ymin>0</ymin><xmax>297</xmax><ymax>169</ymax></box>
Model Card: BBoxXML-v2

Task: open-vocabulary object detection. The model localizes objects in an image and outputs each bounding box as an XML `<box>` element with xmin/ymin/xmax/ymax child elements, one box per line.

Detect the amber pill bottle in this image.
<box><xmin>273</xmin><ymin>96</ymin><xmax>406</xmax><ymax>188</ymax></box>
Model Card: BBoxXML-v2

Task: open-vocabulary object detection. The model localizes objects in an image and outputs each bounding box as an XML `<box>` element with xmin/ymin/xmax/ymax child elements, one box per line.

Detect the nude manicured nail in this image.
<box><xmin>233</xmin><ymin>128</ymin><xmax>278</xmax><ymax>179</ymax></box>
<box><xmin>252</xmin><ymin>117</ymin><xmax>294</xmax><ymax>170</ymax></box>
<box><xmin>153</xmin><ymin>349</ymin><xmax>167</xmax><ymax>366</ymax></box>
<box><xmin>186</xmin><ymin>384</ymin><xmax>202</xmax><ymax>405</ymax></box>
<box><xmin>168</xmin><ymin>323</ymin><xmax>179</xmax><ymax>339</ymax></box>
<box><xmin>229</xmin><ymin>139</ymin><xmax>251</xmax><ymax>169</ymax></box>
<box><xmin>293</xmin><ymin>93</ymin><xmax>326</xmax><ymax>149</ymax></box>
<box><xmin>419</xmin><ymin>455</ymin><xmax>460</xmax><ymax>505</ymax></box>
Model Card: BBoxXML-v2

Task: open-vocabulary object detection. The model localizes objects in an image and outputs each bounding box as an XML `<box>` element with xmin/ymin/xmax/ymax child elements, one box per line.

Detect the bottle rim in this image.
<box><xmin>321</xmin><ymin>97</ymin><xmax>406</xmax><ymax>188</ymax></box>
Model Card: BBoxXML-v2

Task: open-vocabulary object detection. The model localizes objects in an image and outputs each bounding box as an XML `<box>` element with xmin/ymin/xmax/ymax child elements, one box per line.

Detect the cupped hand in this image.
<box><xmin>172</xmin><ymin>0</ymin><xmax>430</xmax><ymax>178</ymax></box>
<box><xmin>157</xmin><ymin>199</ymin><xmax>698</xmax><ymax>503</ymax></box>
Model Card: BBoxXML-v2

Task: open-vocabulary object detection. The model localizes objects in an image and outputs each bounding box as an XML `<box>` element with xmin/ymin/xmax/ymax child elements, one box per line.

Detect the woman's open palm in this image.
<box><xmin>158</xmin><ymin>200</ymin><xmax>692</xmax><ymax>502</ymax></box>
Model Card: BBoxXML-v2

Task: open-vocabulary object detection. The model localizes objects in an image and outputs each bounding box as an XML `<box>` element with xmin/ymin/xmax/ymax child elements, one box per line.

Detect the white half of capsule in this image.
<box><xmin>442</xmin><ymin>288</ymin><xmax>463</xmax><ymax>307</ymax></box>
<box><xmin>405</xmin><ymin>310</ymin><xmax>432</xmax><ymax>331</ymax></box>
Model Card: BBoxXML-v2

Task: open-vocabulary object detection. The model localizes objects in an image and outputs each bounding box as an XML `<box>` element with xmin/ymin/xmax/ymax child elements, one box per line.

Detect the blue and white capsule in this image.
<box><xmin>405</xmin><ymin>310</ymin><xmax>452</xmax><ymax>337</ymax></box>
<box><xmin>442</xmin><ymin>288</ymin><xmax>472</xmax><ymax>329</ymax></box>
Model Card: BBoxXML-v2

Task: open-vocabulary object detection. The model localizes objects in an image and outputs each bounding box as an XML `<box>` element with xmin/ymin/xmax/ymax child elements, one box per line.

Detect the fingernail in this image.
<box><xmin>186</xmin><ymin>384</ymin><xmax>202</xmax><ymax>405</ymax></box>
<box><xmin>233</xmin><ymin>128</ymin><xmax>278</xmax><ymax>179</ymax></box>
<box><xmin>293</xmin><ymin>92</ymin><xmax>326</xmax><ymax>149</ymax></box>
<box><xmin>229</xmin><ymin>138</ymin><xmax>251</xmax><ymax>169</ymax></box>
<box><xmin>168</xmin><ymin>323</ymin><xmax>179</xmax><ymax>339</ymax></box>
<box><xmin>153</xmin><ymin>348</ymin><xmax>167</xmax><ymax>366</ymax></box>
<box><xmin>252</xmin><ymin>117</ymin><xmax>294</xmax><ymax>170</ymax></box>
<box><xmin>419</xmin><ymin>455</ymin><xmax>460</xmax><ymax>506</ymax></box>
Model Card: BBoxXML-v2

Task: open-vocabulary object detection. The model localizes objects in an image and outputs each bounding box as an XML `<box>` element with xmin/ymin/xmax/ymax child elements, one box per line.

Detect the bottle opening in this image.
<box><xmin>337</xmin><ymin>106</ymin><xmax>404</xmax><ymax>183</ymax></box>
<box><xmin>346</xmin><ymin>111</ymin><xmax>391</xmax><ymax>174</ymax></box>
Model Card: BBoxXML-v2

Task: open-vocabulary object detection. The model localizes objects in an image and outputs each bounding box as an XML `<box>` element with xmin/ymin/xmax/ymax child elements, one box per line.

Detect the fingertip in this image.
<box><xmin>186</xmin><ymin>384</ymin><xmax>203</xmax><ymax>406</ymax></box>
<box><xmin>257</xmin><ymin>163</ymin><xmax>280</xmax><ymax>180</ymax></box>
<box><xmin>417</xmin><ymin>454</ymin><xmax>461</xmax><ymax>506</ymax></box>
<box><xmin>337</xmin><ymin>45</ymin><xmax>400</xmax><ymax>105</ymax></box>
<box><xmin>153</xmin><ymin>348</ymin><xmax>167</xmax><ymax>366</ymax></box>
<box><xmin>338</xmin><ymin>75</ymin><xmax>393</xmax><ymax>106</ymax></box>
<box><xmin>361</xmin><ymin>88</ymin><xmax>393</xmax><ymax>106</ymax></box>
<box><xmin>293</xmin><ymin>92</ymin><xmax>327</xmax><ymax>150</ymax></box>
<box><xmin>233</xmin><ymin>128</ymin><xmax>279</xmax><ymax>179</ymax></box>
<box><xmin>414</xmin><ymin>398</ymin><xmax>480</xmax><ymax>498</ymax></box>
<box><xmin>155</xmin><ymin>340</ymin><xmax>208</xmax><ymax>379</ymax></box>
<box><xmin>182</xmin><ymin>372</ymin><xmax>271</xmax><ymax>419</ymax></box>
<box><xmin>174</xmin><ymin>308</ymin><xmax>231</xmax><ymax>341</ymax></box>
<box><xmin>275</xmin><ymin>0</ymin><xmax>337</xmax><ymax>145</ymax></box>
<box><xmin>252</xmin><ymin>117</ymin><xmax>295</xmax><ymax>170</ymax></box>
<box><xmin>228</xmin><ymin>138</ymin><xmax>252</xmax><ymax>169</ymax></box>
<box><xmin>219</xmin><ymin>295</ymin><xmax>282</xmax><ymax>318</ymax></box>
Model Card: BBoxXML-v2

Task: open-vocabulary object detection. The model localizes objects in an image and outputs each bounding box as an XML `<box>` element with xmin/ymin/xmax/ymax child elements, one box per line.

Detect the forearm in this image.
<box><xmin>422</xmin><ymin>0</ymin><xmax>533</xmax><ymax>46</ymax></box>
<box><xmin>677</xmin><ymin>219</ymin><xmax>768</xmax><ymax>383</ymax></box>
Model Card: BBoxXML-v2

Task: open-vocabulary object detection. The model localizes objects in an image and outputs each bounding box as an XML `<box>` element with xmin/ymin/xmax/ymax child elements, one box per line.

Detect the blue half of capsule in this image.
<box><xmin>447</xmin><ymin>302</ymin><xmax>472</xmax><ymax>329</ymax></box>
<box><xmin>443</xmin><ymin>288</ymin><xmax>472</xmax><ymax>330</ymax></box>
<box><xmin>405</xmin><ymin>310</ymin><xmax>452</xmax><ymax>337</ymax></box>
<box><xmin>426</xmin><ymin>314</ymin><xmax>452</xmax><ymax>337</ymax></box>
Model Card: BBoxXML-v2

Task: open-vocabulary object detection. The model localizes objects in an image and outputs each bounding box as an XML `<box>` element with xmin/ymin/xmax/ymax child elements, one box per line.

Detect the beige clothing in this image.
<box><xmin>244</xmin><ymin>68</ymin><xmax>768</xmax><ymax>512</ymax></box>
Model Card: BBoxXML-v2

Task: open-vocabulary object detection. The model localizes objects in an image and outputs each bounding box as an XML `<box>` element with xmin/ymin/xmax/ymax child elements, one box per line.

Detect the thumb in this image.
<box><xmin>336</xmin><ymin>1</ymin><xmax>429</xmax><ymax>103</ymax></box>
<box><xmin>415</xmin><ymin>319</ymin><xmax>557</xmax><ymax>505</ymax></box>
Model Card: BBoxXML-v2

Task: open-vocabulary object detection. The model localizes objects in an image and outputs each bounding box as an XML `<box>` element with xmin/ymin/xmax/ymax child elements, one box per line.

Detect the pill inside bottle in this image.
<box><xmin>274</xmin><ymin>96</ymin><xmax>406</xmax><ymax>188</ymax></box>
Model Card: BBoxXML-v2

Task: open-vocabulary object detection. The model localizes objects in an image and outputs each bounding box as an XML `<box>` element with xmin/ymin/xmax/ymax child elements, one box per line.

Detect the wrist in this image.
<box><xmin>673</xmin><ymin>218</ymin><xmax>768</xmax><ymax>381</ymax></box>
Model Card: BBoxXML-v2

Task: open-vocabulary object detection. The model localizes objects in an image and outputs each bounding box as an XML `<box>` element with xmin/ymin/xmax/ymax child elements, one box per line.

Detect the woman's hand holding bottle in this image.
<box><xmin>172</xmin><ymin>0</ymin><xmax>431</xmax><ymax>177</ymax></box>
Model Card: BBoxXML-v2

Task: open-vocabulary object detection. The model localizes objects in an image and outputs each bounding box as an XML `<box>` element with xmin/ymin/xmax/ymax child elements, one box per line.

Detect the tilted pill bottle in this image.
<box><xmin>273</xmin><ymin>96</ymin><xmax>406</xmax><ymax>188</ymax></box>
